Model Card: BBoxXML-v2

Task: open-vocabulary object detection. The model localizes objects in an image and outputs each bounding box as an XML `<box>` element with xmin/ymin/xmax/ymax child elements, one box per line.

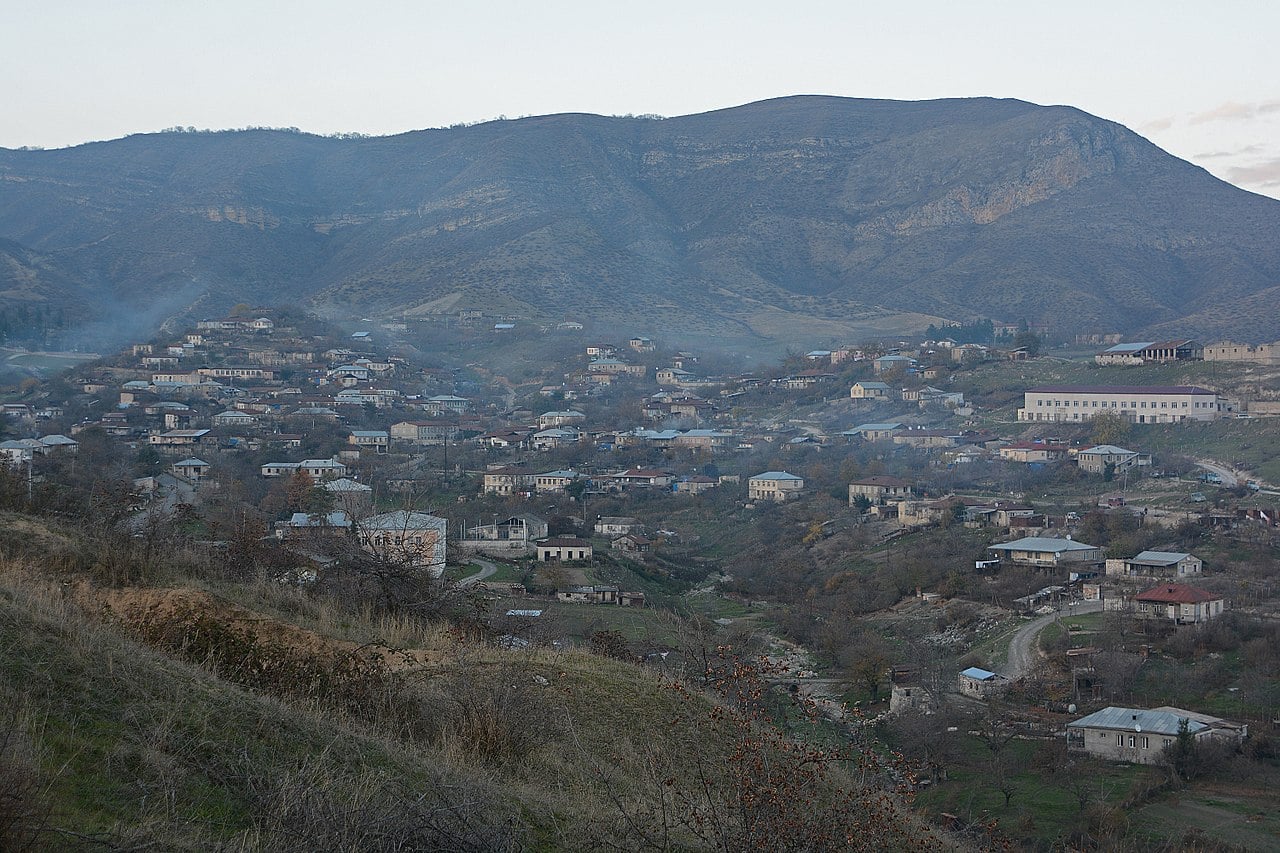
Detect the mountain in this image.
<box><xmin>3</xmin><ymin>95</ymin><xmax>1280</xmax><ymax>347</ymax></box>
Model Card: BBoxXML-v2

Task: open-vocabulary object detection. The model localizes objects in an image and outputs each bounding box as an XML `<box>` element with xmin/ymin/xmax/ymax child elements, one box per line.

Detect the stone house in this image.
<box><xmin>848</xmin><ymin>476</ymin><xmax>913</xmax><ymax>505</ymax></box>
<box><xmin>748</xmin><ymin>471</ymin><xmax>804</xmax><ymax>502</ymax></box>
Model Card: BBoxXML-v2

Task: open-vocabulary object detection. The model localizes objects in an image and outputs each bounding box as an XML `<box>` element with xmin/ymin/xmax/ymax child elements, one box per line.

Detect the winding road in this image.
<box><xmin>1000</xmin><ymin>599</ymin><xmax>1103</xmax><ymax>680</ymax></box>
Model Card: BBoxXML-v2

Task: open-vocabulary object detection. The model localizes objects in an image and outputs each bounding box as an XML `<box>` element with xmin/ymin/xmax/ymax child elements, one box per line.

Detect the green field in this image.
<box><xmin>913</xmin><ymin>735</ymin><xmax>1148</xmax><ymax>845</ymax></box>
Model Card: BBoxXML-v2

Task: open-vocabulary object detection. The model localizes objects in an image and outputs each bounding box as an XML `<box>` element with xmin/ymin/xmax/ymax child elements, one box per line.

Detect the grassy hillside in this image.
<box><xmin>0</xmin><ymin>513</ymin><xmax>938</xmax><ymax>851</ymax></box>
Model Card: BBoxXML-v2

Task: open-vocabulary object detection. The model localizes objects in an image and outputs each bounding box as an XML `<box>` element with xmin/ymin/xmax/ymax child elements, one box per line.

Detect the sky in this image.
<box><xmin>3</xmin><ymin>0</ymin><xmax>1279</xmax><ymax>199</ymax></box>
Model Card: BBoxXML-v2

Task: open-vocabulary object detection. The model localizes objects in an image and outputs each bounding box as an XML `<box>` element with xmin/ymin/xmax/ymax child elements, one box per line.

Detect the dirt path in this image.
<box><xmin>459</xmin><ymin>558</ymin><xmax>498</xmax><ymax>586</ymax></box>
<box><xmin>1001</xmin><ymin>600</ymin><xmax>1102</xmax><ymax>679</ymax></box>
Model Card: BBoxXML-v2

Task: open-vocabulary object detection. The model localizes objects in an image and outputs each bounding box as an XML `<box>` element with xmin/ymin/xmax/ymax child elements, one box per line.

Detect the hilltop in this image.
<box><xmin>3</xmin><ymin>96</ymin><xmax>1280</xmax><ymax>349</ymax></box>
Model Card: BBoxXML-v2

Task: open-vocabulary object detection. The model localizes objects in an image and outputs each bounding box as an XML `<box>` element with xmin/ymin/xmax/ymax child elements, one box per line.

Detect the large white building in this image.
<box><xmin>1017</xmin><ymin>385</ymin><xmax>1218</xmax><ymax>424</ymax></box>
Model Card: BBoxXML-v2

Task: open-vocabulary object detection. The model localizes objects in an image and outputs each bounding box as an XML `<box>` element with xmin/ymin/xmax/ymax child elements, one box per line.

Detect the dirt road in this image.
<box><xmin>1001</xmin><ymin>600</ymin><xmax>1102</xmax><ymax>679</ymax></box>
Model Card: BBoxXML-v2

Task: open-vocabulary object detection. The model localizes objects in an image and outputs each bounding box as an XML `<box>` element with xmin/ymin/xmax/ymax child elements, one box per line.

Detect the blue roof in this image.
<box><xmin>752</xmin><ymin>471</ymin><xmax>803</xmax><ymax>480</ymax></box>
<box><xmin>960</xmin><ymin>667</ymin><xmax>998</xmax><ymax>681</ymax></box>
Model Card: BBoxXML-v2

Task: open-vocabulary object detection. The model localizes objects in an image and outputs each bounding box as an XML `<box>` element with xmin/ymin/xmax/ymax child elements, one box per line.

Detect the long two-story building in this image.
<box><xmin>1018</xmin><ymin>385</ymin><xmax>1219</xmax><ymax>424</ymax></box>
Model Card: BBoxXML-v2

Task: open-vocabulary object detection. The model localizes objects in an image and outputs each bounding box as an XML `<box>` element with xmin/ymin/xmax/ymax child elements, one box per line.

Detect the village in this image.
<box><xmin>4</xmin><ymin>308</ymin><xmax>1280</xmax><ymax>844</ymax></box>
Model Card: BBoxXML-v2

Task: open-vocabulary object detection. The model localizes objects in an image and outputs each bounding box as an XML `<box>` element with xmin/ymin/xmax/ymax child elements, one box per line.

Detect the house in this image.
<box><xmin>1132</xmin><ymin>584</ymin><xmax>1224</xmax><ymax>624</ymax></box>
<box><xmin>872</xmin><ymin>355</ymin><xmax>917</xmax><ymax>375</ymax></box>
<box><xmin>909</xmin><ymin>387</ymin><xmax>965</xmax><ymax>408</ymax></box>
<box><xmin>777</xmin><ymin>370</ymin><xmax>835</xmax><ymax>390</ymax></box>
<box><xmin>349</xmin><ymin>430</ymin><xmax>390</xmax><ymax>453</ymax></box>
<box><xmin>748</xmin><ymin>471</ymin><xmax>804</xmax><ymax>502</ymax></box>
<box><xmin>538</xmin><ymin>410</ymin><xmax>586</xmax><ymax>429</ymax></box>
<box><xmin>1018</xmin><ymin>385</ymin><xmax>1219</xmax><ymax>424</ymax></box>
<box><xmin>611</xmin><ymin>533</ymin><xmax>652</xmax><ymax>553</ymax></box>
<box><xmin>557</xmin><ymin>585</ymin><xmax>618</xmax><ymax>603</ymax></box>
<box><xmin>628</xmin><ymin>336</ymin><xmax>655</xmax><ymax>352</ymax></box>
<box><xmin>1105</xmin><ymin>551</ymin><xmax>1203</xmax><ymax>580</ymax></box>
<box><xmin>844</xmin><ymin>423</ymin><xmax>903</xmax><ymax>442</ymax></box>
<box><xmin>483</xmin><ymin>466</ymin><xmax>536</xmax><ymax>495</ymax></box>
<box><xmin>424</xmin><ymin>395</ymin><xmax>470</xmax><ymax>415</ymax></box>
<box><xmin>673</xmin><ymin>475</ymin><xmax>719</xmax><ymax>494</ymax></box>
<box><xmin>671</xmin><ymin>429</ymin><xmax>730</xmax><ymax>450</ymax></box>
<box><xmin>999</xmin><ymin>442</ymin><xmax>1069</xmax><ymax>464</ymax></box>
<box><xmin>536</xmin><ymin>537</ymin><xmax>593</xmax><ymax>562</ymax></box>
<box><xmin>323</xmin><ymin>478</ymin><xmax>374</xmax><ymax>515</ymax></box>
<box><xmin>1066</xmin><ymin>706</ymin><xmax>1243</xmax><ymax>764</ymax></box>
<box><xmin>358</xmin><ymin>510</ymin><xmax>447</xmax><ymax>578</ymax></box>
<box><xmin>37</xmin><ymin>435</ymin><xmax>78</xmax><ymax>454</ymax></box>
<box><xmin>0</xmin><ymin>439</ymin><xmax>42</xmax><ymax>466</ymax></box>
<box><xmin>276</xmin><ymin>510</ymin><xmax>352</xmax><ymax>539</ymax></box>
<box><xmin>535</xmin><ymin>469</ymin><xmax>580</xmax><ymax>493</ymax></box>
<box><xmin>531</xmin><ymin>428</ymin><xmax>582</xmax><ymax>450</ymax></box>
<box><xmin>848</xmin><ymin>476</ymin><xmax>913</xmax><ymax>505</ymax></box>
<box><xmin>210</xmin><ymin>409</ymin><xmax>258</xmax><ymax>429</ymax></box>
<box><xmin>850</xmin><ymin>381</ymin><xmax>893</xmax><ymax>400</ymax></box>
<box><xmin>170</xmin><ymin>458</ymin><xmax>211</xmax><ymax>482</ymax></box>
<box><xmin>260</xmin><ymin>458</ymin><xmax>348</xmax><ymax>480</ymax></box>
<box><xmin>986</xmin><ymin>537</ymin><xmax>1104</xmax><ymax>570</ymax></box>
<box><xmin>149</xmin><ymin>429</ymin><xmax>212</xmax><ymax>448</ymax></box>
<box><xmin>458</xmin><ymin>515</ymin><xmax>547</xmax><ymax>556</ymax></box>
<box><xmin>608</xmin><ymin>468</ymin><xmax>674</xmax><ymax>490</ymax></box>
<box><xmin>587</xmin><ymin>358</ymin><xmax>645</xmax><ymax>377</ymax></box>
<box><xmin>656</xmin><ymin>367</ymin><xmax>696</xmax><ymax>385</ymax></box>
<box><xmin>891</xmin><ymin>429</ymin><xmax>970</xmax><ymax>449</ymax></box>
<box><xmin>958</xmin><ymin>667</ymin><xmax>1007</xmax><ymax>698</ymax></box>
<box><xmin>897</xmin><ymin>498</ymin><xmax>963</xmax><ymax>528</ymax></box>
<box><xmin>334</xmin><ymin>387</ymin><xmax>397</xmax><ymax>408</ymax></box>
<box><xmin>476</xmin><ymin>429</ymin><xmax>532</xmax><ymax>449</ymax></box>
<box><xmin>594</xmin><ymin>516</ymin><xmax>643</xmax><ymax>537</ymax></box>
<box><xmin>389</xmin><ymin>420</ymin><xmax>458</xmax><ymax>445</ymax></box>
<box><xmin>1076</xmin><ymin>445</ymin><xmax>1149</xmax><ymax>475</ymax></box>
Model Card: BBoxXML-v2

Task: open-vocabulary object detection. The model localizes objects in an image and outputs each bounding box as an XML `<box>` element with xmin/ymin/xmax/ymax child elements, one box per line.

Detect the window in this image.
<box><xmin>1116</xmin><ymin>734</ymin><xmax>1124</xmax><ymax>746</ymax></box>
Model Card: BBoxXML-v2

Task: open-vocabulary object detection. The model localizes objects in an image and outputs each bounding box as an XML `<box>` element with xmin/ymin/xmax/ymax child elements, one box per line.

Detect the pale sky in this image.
<box><xmin>3</xmin><ymin>0</ymin><xmax>1279</xmax><ymax>199</ymax></box>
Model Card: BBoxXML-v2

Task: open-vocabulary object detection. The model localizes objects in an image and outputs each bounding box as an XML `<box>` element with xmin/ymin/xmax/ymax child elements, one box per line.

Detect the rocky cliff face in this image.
<box><xmin>2</xmin><ymin>96</ymin><xmax>1279</xmax><ymax>346</ymax></box>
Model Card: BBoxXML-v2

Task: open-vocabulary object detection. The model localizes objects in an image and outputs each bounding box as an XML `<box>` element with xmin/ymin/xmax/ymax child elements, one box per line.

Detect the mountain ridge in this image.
<box><xmin>3</xmin><ymin>95</ymin><xmax>1278</xmax><ymax>347</ymax></box>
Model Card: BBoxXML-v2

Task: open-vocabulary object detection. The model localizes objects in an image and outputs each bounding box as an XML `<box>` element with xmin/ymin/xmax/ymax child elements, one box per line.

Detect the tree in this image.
<box><xmin>1090</xmin><ymin>411</ymin><xmax>1131</xmax><ymax>447</ymax></box>
<box><xmin>285</xmin><ymin>470</ymin><xmax>316</xmax><ymax>512</ymax></box>
<box><xmin>838</xmin><ymin>630</ymin><xmax>891</xmax><ymax>701</ymax></box>
<box><xmin>1012</xmin><ymin>331</ymin><xmax>1041</xmax><ymax>356</ymax></box>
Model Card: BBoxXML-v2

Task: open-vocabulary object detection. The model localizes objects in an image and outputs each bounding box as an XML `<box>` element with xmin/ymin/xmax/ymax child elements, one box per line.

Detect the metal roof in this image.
<box><xmin>960</xmin><ymin>667</ymin><xmax>998</xmax><ymax>681</ymax></box>
<box><xmin>988</xmin><ymin>537</ymin><xmax>1099</xmax><ymax>553</ymax></box>
<box><xmin>1068</xmin><ymin>706</ymin><xmax>1208</xmax><ymax>737</ymax></box>
<box><xmin>1130</xmin><ymin>551</ymin><xmax>1192</xmax><ymax>566</ymax></box>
